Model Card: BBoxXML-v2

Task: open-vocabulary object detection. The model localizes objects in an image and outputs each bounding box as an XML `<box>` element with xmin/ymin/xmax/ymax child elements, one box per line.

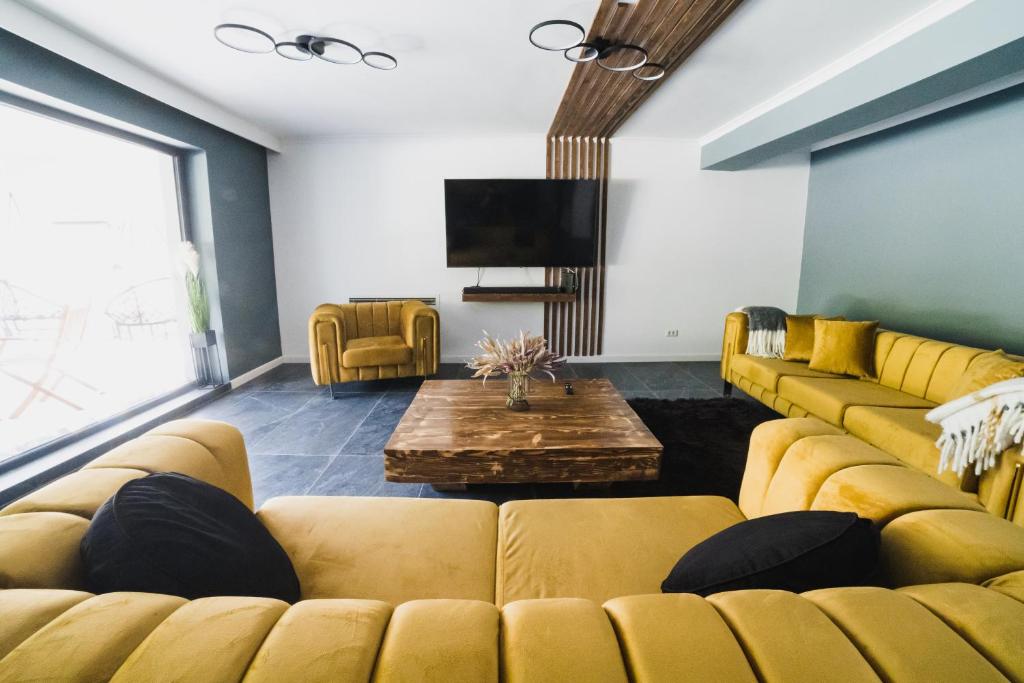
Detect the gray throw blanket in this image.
<box><xmin>741</xmin><ymin>306</ymin><xmax>787</xmax><ymax>358</ymax></box>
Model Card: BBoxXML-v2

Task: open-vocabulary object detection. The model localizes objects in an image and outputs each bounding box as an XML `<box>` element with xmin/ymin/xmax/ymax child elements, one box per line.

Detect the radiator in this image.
<box><xmin>348</xmin><ymin>296</ymin><xmax>438</xmax><ymax>306</ymax></box>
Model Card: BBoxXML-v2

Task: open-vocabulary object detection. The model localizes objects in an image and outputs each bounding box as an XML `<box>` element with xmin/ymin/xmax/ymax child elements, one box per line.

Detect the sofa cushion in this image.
<box><xmin>81</xmin><ymin>473</ymin><xmax>300</xmax><ymax>602</ymax></box>
<box><xmin>0</xmin><ymin>468</ymin><xmax>148</xmax><ymax>519</ymax></box>
<box><xmin>805</xmin><ymin>587</ymin><xmax>1006</xmax><ymax>682</ymax></box>
<box><xmin>811</xmin><ymin>464</ymin><xmax>985</xmax><ymax>526</ymax></box>
<box><xmin>501</xmin><ymin>598</ymin><xmax>627</xmax><ymax>683</ymax></box>
<box><xmin>243</xmin><ymin>599</ymin><xmax>392</xmax><ymax>683</ymax></box>
<box><xmin>783</xmin><ymin>315</ymin><xmax>818</xmax><ymax>361</ymax></box>
<box><xmin>760</xmin><ymin>435</ymin><xmax>903</xmax><ymax>516</ymax></box>
<box><xmin>603</xmin><ymin>594</ymin><xmax>756</xmax><ymax>682</ymax></box>
<box><xmin>985</xmin><ymin>569</ymin><xmax>1024</xmax><ymax>601</ymax></box>
<box><xmin>110</xmin><ymin>596</ymin><xmax>289</xmax><ymax>682</ymax></box>
<box><xmin>777</xmin><ymin>376</ymin><xmax>935</xmax><ymax>426</ymax></box>
<box><xmin>0</xmin><ymin>592</ymin><xmax>186</xmax><ymax>682</ymax></box>
<box><xmin>738</xmin><ymin>418</ymin><xmax>844</xmax><ymax>518</ymax></box>
<box><xmin>843</xmin><ymin>406</ymin><xmax>961</xmax><ymax>487</ymax></box>
<box><xmin>662</xmin><ymin>511</ymin><xmax>878</xmax><ymax>596</ymax></box>
<box><xmin>0</xmin><ymin>513</ymin><xmax>89</xmax><ymax>589</ymax></box>
<box><xmin>898</xmin><ymin>583</ymin><xmax>1024</xmax><ymax>682</ymax></box>
<box><xmin>84</xmin><ymin>434</ymin><xmax>238</xmax><ymax>501</ymax></box>
<box><xmin>342</xmin><ymin>335</ymin><xmax>412</xmax><ymax>368</ymax></box>
<box><xmin>730</xmin><ymin>355</ymin><xmax>843</xmax><ymax>393</ymax></box>
<box><xmin>784</xmin><ymin>314</ymin><xmax>844</xmax><ymax>362</ymax></box>
<box><xmin>707</xmin><ymin>590</ymin><xmax>879</xmax><ymax>682</ymax></box>
<box><xmin>0</xmin><ymin>589</ymin><xmax>93</xmax><ymax>660</ymax></box>
<box><xmin>809</xmin><ymin>320</ymin><xmax>879</xmax><ymax>378</ymax></box>
<box><xmin>497</xmin><ymin>496</ymin><xmax>744</xmax><ymax>605</ymax></box>
<box><xmin>374</xmin><ymin>600</ymin><xmax>499</xmax><ymax>683</ymax></box>
<box><xmin>950</xmin><ymin>349</ymin><xmax>1024</xmax><ymax>399</ymax></box>
<box><xmin>258</xmin><ymin>496</ymin><xmax>498</xmax><ymax>604</ymax></box>
<box><xmin>882</xmin><ymin>509</ymin><xmax>1024</xmax><ymax>586</ymax></box>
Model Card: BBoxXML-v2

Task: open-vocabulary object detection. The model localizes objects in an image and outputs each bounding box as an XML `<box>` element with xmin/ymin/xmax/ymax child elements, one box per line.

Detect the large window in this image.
<box><xmin>0</xmin><ymin>103</ymin><xmax>194</xmax><ymax>461</ymax></box>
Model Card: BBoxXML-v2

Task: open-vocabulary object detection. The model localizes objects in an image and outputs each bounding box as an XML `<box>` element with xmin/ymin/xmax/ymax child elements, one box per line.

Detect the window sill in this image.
<box><xmin>0</xmin><ymin>384</ymin><xmax>230</xmax><ymax>507</ymax></box>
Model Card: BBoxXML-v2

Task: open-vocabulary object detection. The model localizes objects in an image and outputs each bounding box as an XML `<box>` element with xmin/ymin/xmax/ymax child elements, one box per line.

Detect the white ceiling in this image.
<box><xmin>14</xmin><ymin>0</ymin><xmax>942</xmax><ymax>142</ymax></box>
<box><xmin>619</xmin><ymin>0</ymin><xmax>942</xmax><ymax>139</ymax></box>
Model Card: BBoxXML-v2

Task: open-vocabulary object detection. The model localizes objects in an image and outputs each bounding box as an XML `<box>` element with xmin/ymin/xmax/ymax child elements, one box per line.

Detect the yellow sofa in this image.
<box><xmin>308</xmin><ymin>300</ymin><xmax>440</xmax><ymax>390</ymax></box>
<box><xmin>3</xmin><ymin>419</ymin><xmax>1024</xmax><ymax>681</ymax></box>
<box><xmin>722</xmin><ymin>311</ymin><xmax>1024</xmax><ymax>526</ymax></box>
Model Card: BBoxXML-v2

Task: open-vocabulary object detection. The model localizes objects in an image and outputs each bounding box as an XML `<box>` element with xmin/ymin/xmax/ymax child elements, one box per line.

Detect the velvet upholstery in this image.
<box><xmin>244</xmin><ymin>599</ymin><xmax>392</xmax><ymax>682</ymax></box>
<box><xmin>496</xmin><ymin>496</ymin><xmax>745</xmax><ymax>606</ymax></box>
<box><xmin>258</xmin><ymin>495</ymin><xmax>498</xmax><ymax>605</ymax></box>
<box><xmin>3</xmin><ymin>420</ymin><xmax>1024</xmax><ymax>679</ymax></box>
<box><xmin>950</xmin><ymin>349</ymin><xmax>1024</xmax><ymax>399</ymax></box>
<box><xmin>776</xmin><ymin>376</ymin><xmax>935</xmax><ymax>427</ymax></box>
<box><xmin>308</xmin><ymin>301</ymin><xmax>439</xmax><ymax>384</ymax></box>
<box><xmin>808</xmin><ymin>320</ymin><xmax>879</xmax><ymax>378</ymax></box>
<box><xmin>722</xmin><ymin>312</ymin><xmax>1024</xmax><ymax>525</ymax></box>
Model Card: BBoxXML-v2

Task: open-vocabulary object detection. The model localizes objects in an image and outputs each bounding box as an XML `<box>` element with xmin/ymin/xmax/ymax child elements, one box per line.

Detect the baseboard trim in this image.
<box><xmin>230</xmin><ymin>356</ymin><xmax>284</xmax><ymax>389</ymax></box>
<box><xmin>441</xmin><ymin>353</ymin><xmax>721</xmax><ymax>364</ymax></box>
<box><xmin>282</xmin><ymin>353</ymin><xmax>722</xmax><ymax>366</ymax></box>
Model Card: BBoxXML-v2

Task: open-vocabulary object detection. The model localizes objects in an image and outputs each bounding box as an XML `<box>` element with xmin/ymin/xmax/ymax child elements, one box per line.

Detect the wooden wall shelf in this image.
<box><xmin>462</xmin><ymin>291</ymin><xmax>577</xmax><ymax>303</ymax></box>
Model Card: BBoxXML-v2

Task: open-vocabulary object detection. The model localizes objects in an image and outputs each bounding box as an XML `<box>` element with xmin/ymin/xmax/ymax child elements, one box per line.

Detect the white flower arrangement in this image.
<box><xmin>179</xmin><ymin>241</ymin><xmax>209</xmax><ymax>334</ymax></box>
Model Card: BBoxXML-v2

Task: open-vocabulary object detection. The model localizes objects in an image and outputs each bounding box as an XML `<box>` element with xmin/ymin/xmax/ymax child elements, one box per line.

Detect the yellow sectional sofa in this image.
<box><xmin>3</xmin><ymin>419</ymin><xmax>1024</xmax><ymax>681</ymax></box>
<box><xmin>722</xmin><ymin>311</ymin><xmax>1024</xmax><ymax>526</ymax></box>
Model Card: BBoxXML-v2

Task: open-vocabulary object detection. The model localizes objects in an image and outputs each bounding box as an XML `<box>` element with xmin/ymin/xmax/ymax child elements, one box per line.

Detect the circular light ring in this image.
<box><xmin>596</xmin><ymin>43</ymin><xmax>648</xmax><ymax>72</ymax></box>
<box><xmin>214</xmin><ymin>23</ymin><xmax>275</xmax><ymax>54</ymax></box>
<box><xmin>633</xmin><ymin>63</ymin><xmax>665</xmax><ymax>81</ymax></box>
<box><xmin>363</xmin><ymin>51</ymin><xmax>398</xmax><ymax>70</ymax></box>
<box><xmin>275</xmin><ymin>41</ymin><xmax>313</xmax><ymax>61</ymax></box>
<box><xmin>312</xmin><ymin>37</ymin><xmax>363</xmax><ymax>64</ymax></box>
<box><xmin>529</xmin><ymin>19</ymin><xmax>586</xmax><ymax>51</ymax></box>
<box><xmin>564</xmin><ymin>43</ymin><xmax>599</xmax><ymax>63</ymax></box>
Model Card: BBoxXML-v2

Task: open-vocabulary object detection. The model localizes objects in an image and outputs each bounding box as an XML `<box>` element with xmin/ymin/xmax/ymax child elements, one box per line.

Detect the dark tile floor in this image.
<box><xmin>183</xmin><ymin>362</ymin><xmax>737</xmax><ymax>507</ymax></box>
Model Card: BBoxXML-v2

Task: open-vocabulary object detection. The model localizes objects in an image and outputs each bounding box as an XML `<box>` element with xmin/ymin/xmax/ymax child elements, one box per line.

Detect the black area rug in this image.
<box><xmin>622</xmin><ymin>398</ymin><xmax>779</xmax><ymax>502</ymax></box>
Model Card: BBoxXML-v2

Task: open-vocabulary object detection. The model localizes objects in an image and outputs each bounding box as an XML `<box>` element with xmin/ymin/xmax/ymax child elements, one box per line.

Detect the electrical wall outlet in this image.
<box><xmin>665</xmin><ymin>329</ymin><xmax>679</xmax><ymax>338</ymax></box>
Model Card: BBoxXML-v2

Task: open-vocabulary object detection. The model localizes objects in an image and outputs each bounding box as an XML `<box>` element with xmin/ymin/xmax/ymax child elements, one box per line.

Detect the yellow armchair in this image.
<box><xmin>308</xmin><ymin>300</ymin><xmax>439</xmax><ymax>394</ymax></box>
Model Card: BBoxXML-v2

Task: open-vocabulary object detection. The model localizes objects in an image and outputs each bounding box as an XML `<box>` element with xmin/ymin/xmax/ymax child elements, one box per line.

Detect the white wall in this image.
<box><xmin>269</xmin><ymin>136</ymin><xmax>547</xmax><ymax>362</ymax></box>
<box><xmin>604</xmin><ymin>139</ymin><xmax>810</xmax><ymax>359</ymax></box>
<box><xmin>269</xmin><ymin>135</ymin><xmax>810</xmax><ymax>362</ymax></box>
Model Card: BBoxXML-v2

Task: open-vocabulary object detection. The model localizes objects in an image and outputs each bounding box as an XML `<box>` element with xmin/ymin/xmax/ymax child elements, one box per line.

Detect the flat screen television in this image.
<box><xmin>444</xmin><ymin>179</ymin><xmax>599</xmax><ymax>267</ymax></box>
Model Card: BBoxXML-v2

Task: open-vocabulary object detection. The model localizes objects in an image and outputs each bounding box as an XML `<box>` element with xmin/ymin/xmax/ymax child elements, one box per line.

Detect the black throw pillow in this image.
<box><xmin>662</xmin><ymin>510</ymin><xmax>879</xmax><ymax>596</ymax></box>
<box><xmin>81</xmin><ymin>472</ymin><xmax>300</xmax><ymax>602</ymax></box>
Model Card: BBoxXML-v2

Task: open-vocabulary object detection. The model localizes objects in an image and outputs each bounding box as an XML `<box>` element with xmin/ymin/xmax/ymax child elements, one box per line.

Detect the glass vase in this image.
<box><xmin>506</xmin><ymin>371</ymin><xmax>530</xmax><ymax>411</ymax></box>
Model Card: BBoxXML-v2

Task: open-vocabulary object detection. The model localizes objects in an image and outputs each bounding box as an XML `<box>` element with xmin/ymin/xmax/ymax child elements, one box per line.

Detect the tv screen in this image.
<box><xmin>444</xmin><ymin>179</ymin><xmax>599</xmax><ymax>267</ymax></box>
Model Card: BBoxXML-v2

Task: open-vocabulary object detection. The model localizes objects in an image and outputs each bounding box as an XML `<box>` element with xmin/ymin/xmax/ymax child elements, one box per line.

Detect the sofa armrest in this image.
<box><xmin>0</xmin><ymin>420</ymin><xmax>253</xmax><ymax>591</ymax></box>
<box><xmin>401</xmin><ymin>301</ymin><xmax>440</xmax><ymax>376</ymax></box>
<box><xmin>308</xmin><ymin>304</ymin><xmax>347</xmax><ymax>385</ymax></box>
<box><xmin>721</xmin><ymin>312</ymin><xmax>749</xmax><ymax>382</ymax></box>
<box><xmin>978</xmin><ymin>448</ymin><xmax>1024</xmax><ymax>526</ymax></box>
<box><xmin>880</xmin><ymin>509</ymin><xmax>1024</xmax><ymax>586</ymax></box>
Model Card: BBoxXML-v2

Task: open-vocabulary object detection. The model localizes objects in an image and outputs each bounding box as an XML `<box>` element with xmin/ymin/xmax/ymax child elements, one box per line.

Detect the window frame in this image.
<box><xmin>0</xmin><ymin>92</ymin><xmax>202</xmax><ymax>470</ymax></box>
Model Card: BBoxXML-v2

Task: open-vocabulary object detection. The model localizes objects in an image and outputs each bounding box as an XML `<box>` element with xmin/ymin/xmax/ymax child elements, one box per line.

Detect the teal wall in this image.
<box><xmin>797</xmin><ymin>81</ymin><xmax>1024</xmax><ymax>355</ymax></box>
<box><xmin>0</xmin><ymin>28</ymin><xmax>281</xmax><ymax>377</ymax></box>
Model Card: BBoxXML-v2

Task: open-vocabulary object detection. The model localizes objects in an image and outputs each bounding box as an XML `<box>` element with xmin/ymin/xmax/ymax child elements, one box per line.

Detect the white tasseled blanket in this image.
<box><xmin>926</xmin><ymin>377</ymin><xmax>1024</xmax><ymax>476</ymax></box>
<box><xmin>738</xmin><ymin>306</ymin><xmax>787</xmax><ymax>359</ymax></box>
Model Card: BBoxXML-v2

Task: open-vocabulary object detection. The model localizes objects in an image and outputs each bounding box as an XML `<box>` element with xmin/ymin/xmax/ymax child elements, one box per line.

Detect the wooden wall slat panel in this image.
<box><xmin>543</xmin><ymin>135</ymin><xmax>608</xmax><ymax>357</ymax></box>
<box><xmin>549</xmin><ymin>0</ymin><xmax>742</xmax><ymax>138</ymax></box>
<box><xmin>543</xmin><ymin>0</ymin><xmax>742</xmax><ymax>355</ymax></box>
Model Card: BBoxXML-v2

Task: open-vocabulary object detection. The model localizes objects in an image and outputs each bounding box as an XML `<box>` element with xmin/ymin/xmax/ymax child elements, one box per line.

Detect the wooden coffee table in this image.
<box><xmin>384</xmin><ymin>379</ymin><xmax>662</xmax><ymax>490</ymax></box>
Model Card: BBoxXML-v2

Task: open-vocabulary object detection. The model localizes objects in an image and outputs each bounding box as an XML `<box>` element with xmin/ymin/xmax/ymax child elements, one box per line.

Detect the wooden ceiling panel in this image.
<box><xmin>549</xmin><ymin>0</ymin><xmax>744</xmax><ymax>138</ymax></box>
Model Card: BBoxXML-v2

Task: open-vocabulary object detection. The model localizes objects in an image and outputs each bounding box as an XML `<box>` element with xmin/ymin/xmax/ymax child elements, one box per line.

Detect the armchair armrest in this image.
<box><xmin>401</xmin><ymin>301</ymin><xmax>440</xmax><ymax>376</ymax></box>
<box><xmin>721</xmin><ymin>311</ymin><xmax>749</xmax><ymax>382</ymax></box>
<box><xmin>309</xmin><ymin>304</ymin><xmax>347</xmax><ymax>386</ymax></box>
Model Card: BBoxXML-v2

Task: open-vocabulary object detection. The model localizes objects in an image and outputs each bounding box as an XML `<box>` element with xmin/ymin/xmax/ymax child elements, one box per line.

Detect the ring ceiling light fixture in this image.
<box><xmin>528</xmin><ymin>19</ymin><xmax>664</xmax><ymax>81</ymax></box>
<box><xmin>214</xmin><ymin>23</ymin><xmax>398</xmax><ymax>70</ymax></box>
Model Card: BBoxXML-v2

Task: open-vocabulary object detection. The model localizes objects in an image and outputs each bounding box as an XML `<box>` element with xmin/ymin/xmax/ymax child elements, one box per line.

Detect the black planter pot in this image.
<box><xmin>190</xmin><ymin>330</ymin><xmax>222</xmax><ymax>387</ymax></box>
